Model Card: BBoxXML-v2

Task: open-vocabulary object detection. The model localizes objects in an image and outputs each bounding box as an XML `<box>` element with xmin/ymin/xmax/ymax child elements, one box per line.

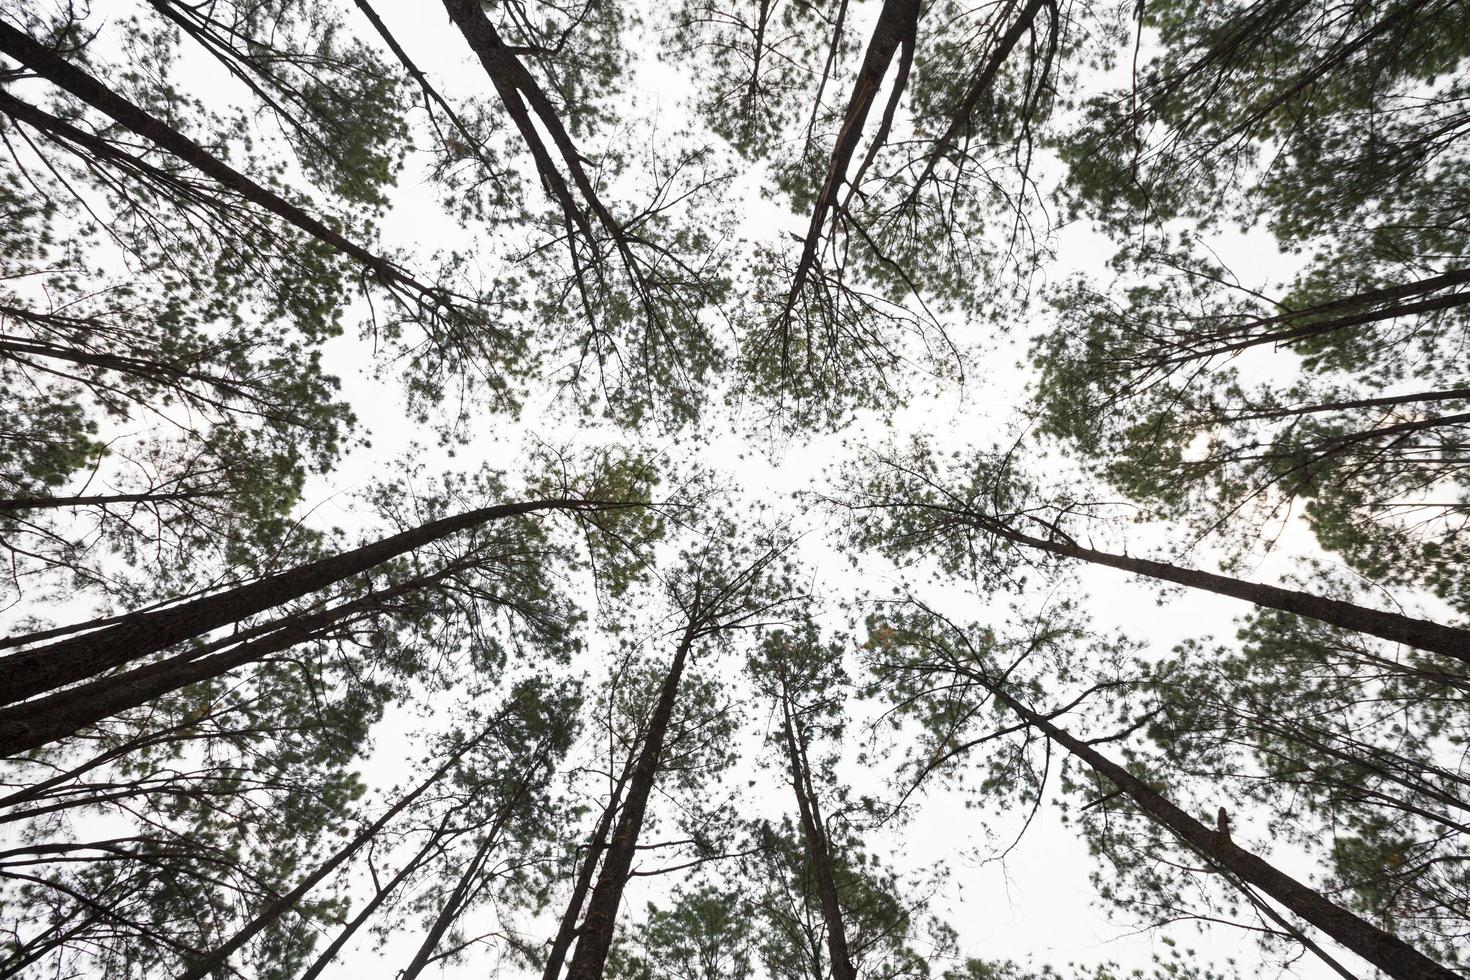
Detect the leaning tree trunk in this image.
<box><xmin>905</xmin><ymin>0</ymin><xmax>1048</xmax><ymax>198</ymax></box>
<box><xmin>975</xmin><ymin>672</ymin><xmax>1460</xmax><ymax>980</ymax></box>
<box><xmin>785</xmin><ymin>0</ymin><xmax>920</xmax><ymax>313</ymax></box>
<box><xmin>174</xmin><ymin>726</ymin><xmax>493</xmax><ymax>980</ymax></box>
<box><xmin>974</xmin><ymin>517</ymin><xmax>1470</xmax><ymax>665</ymax></box>
<box><xmin>1166</xmin><ymin>267</ymin><xmax>1470</xmax><ymax>363</ymax></box>
<box><xmin>440</xmin><ymin>0</ymin><xmax>624</xmax><ymax>242</ymax></box>
<box><xmin>779</xmin><ymin>693</ymin><xmax>856</xmax><ymax>980</ymax></box>
<box><xmin>399</xmin><ymin>747</ymin><xmax>549</xmax><ymax>980</ymax></box>
<box><xmin>0</xmin><ymin>561</ymin><xmax>469</xmax><ymax>757</ymax></box>
<box><xmin>0</xmin><ymin>491</ymin><xmax>223</xmax><ymax>514</ymax></box>
<box><xmin>562</xmin><ymin>623</ymin><xmax>698</xmax><ymax>980</ymax></box>
<box><xmin>296</xmin><ymin>814</ymin><xmax>454</xmax><ymax>980</ymax></box>
<box><xmin>0</xmin><ymin>18</ymin><xmax>436</xmax><ymax>297</ymax></box>
<box><xmin>0</xmin><ymin>497</ymin><xmax>610</xmax><ymax>706</ymax></box>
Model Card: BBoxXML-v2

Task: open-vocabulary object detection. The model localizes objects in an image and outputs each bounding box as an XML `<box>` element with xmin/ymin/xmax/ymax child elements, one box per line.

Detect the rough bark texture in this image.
<box><xmin>0</xmin><ymin>498</ymin><xmax>603</xmax><ymax>706</ymax></box>
<box><xmin>562</xmin><ymin>624</ymin><xmax>698</xmax><ymax>980</ymax></box>
<box><xmin>0</xmin><ymin>563</ymin><xmax>466</xmax><ymax>757</ymax></box>
<box><xmin>982</xmin><ymin>678</ymin><xmax>1460</xmax><ymax>980</ymax></box>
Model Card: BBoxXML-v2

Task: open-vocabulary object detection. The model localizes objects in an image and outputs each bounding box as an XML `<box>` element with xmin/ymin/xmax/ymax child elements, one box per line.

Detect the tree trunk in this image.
<box><xmin>974</xmin><ymin>517</ymin><xmax>1470</xmax><ymax>665</ymax></box>
<box><xmin>0</xmin><ymin>497</ymin><xmax>608</xmax><ymax>706</ymax></box>
<box><xmin>439</xmin><ymin>0</ymin><xmax>625</xmax><ymax>254</ymax></box>
<box><xmin>779</xmin><ymin>693</ymin><xmax>856</xmax><ymax>980</ymax></box>
<box><xmin>976</xmin><ymin>672</ymin><xmax>1460</xmax><ymax>980</ymax></box>
<box><xmin>906</xmin><ymin>0</ymin><xmax>1048</xmax><ymax>197</ymax></box>
<box><xmin>0</xmin><ymin>562</ymin><xmax>467</xmax><ymax>757</ymax></box>
<box><xmin>174</xmin><ymin>727</ymin><xmax>491</xmax><ymax>980</ymax></box>
<box><xmin>0</xmin><ymin>18</ymin><xmax>434</xmax><ymax>298</ymax></box>
<box><xmin>1249</xmin><ymin>267</ymin><xmax>1470</xmax><ymax>329</ymax></box>
<box><xmin>1222</xmin><ymin>386</ymin><xmax>1470</xmax><ymax>423</ymax></box>
<box><xmin>0</xmin><ymin>491</ymin><xmax>223</xmax><ymax>514</ymax></box>
<box><xmin>785</xmin><ymin>0</ymin><xmax>921</xmax><ymax>313</ymax></box>
<box><xmin>0</xmin><ymin>322</ymin><xmax>248</xmax><ymax>388</ymax></box>
<box><xmin>296</xmin><ymin>817</ymin><xmax>451</xmax><ymax>980</ymax></box>
<box><xmin>1172</xmin><ymin>285</ymin><xmax>1470</xmax><ymax>363</ymax></box>
<box><xmin>542</xmin><ymin>757</ymin><xmax>636</xmax><ymax>980</ymax></box>
<box><xmin>399</xmin><ymin>747</ymin><xmax>549</xmax><ymax>980</ymax></box>
<box><xmin>351</xmin><ymin>0</ymin><xmax>504</xmax><ymax>187</ymax></box>
<box><xmin>562</xmin><ymin>624</ymin><xmax>698</xmax><ymax>980</ymax></box>
<box><xmin>0</xmin><ymin>593</ymin><xmax>210</xmax><ymax>652</ymax></box>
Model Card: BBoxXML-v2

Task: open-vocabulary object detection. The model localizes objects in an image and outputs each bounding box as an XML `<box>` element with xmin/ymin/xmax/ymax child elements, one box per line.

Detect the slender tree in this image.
<box><xmin>869</xmin><ymin>603</ymin><xmax>1462</xmax><ymax>980</ymax></box>
<box><xmin>841</xmin><ymin>443</ymin><xmax>1470</xmax><ymax>664</ymax></box>
<box><xmin>562</xmin><ymin>536</ymin><xmax>791</xmax><ymax>980</ymax></box>
<box><xmin>752</xmin><ymin>621</ymin><xmax>860</xmax><ymax>980</ymax></box>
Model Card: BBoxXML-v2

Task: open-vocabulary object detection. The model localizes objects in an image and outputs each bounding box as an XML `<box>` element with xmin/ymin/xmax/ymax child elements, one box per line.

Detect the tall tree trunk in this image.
<box><xmin>562</xmin><ymin>623</ymin><xmax>698</xmax><ymax>980</ymax></box>
<box><xmin>399</xmin><ymin>745</ymin><xmax>549</xmax><ymax>980</ymax></box>
<box><xmin>784</xmin><ymin>0</ymin><xmax>921</xmax><ymax>316</ymax></box>
<box><xmin>972</xmin><ymin>669</ymin><xmax>1459</xmax><ymax>980</ymax></box>
<box><xmin>542</xmin><ymin>756</ymin><xmax>636</xmax><ymax>980</ymax></box>
<box><xmin>1162</xmin><ymin>269</ymin><xmax>1470</xmax><ymax>363</ymax></box>
<box><xmin>0</xmin><ymin>561</ymin><xmax>468</xmax><ymax>757</ymax></box>
<box><xmin>905</xmin><ymin>0</ymin><xmax>1049</xmax><ymax>198</ymax></box>
<box><xmin>0</xmin><ymin>592</ymin><xmax>212</xmax><ymax>652</ymax></box>
<box><xmin>0</xmin><ymin>321</ymin><xmax>257</xmax><ymax>391</ymax></box>
<box><xmin>1221</xmin><ymin>386</ymin><xmax>1470</xmax><ymax>423</ymax></box>
<box><xmin>175</xmin><ymin>726</ymin><xmax>492</xmax><ymax>980</ymax></box>
<box><xmin>439</xmin><ymin>0</ymin><xmax>645</xmax><ymax>294</ymax></box>
<box><xmin>351</xmin><ymin>0</ymin><xmax>506</xmax><ymax>187</ymax></box>
<box><xmin>0</xmin><ymin>497</ymin><xmax>610</xmax><ymax>706</ymax></box>
<box><xmin>779</xmin><ymin>692</ymin><xmax>856</xmax><ymax>980</ymax></box>
<box><xmin>297</xmin><ymin>814</ymin><xmax>453</xmax><ymax>980</ymax></box>
<box><xmin>0</xmin><ymin>18</ymin><xmax>435</xmax><ymax>298</ymax></box>
<box><xmin>970</xmin><ymin>516</ymin><xmax>1470</xmax><ymax>664</ymax></box>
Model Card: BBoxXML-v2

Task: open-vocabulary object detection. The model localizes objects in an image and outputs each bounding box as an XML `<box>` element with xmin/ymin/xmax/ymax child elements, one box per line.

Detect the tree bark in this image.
<box><xmin>542</xmin><ymin>757</ymin><xmax>636</xmax><ymax>980</ymax></box>
<box><xmin>562</xmin><ymin>623</ymin><xmax>698</xmax><ymax>980</ymax></box>
<box><xmin>971</xmin><ymin>515</ymin><xmax>1470</xmax><ymax>665</ymax></box>
<box><xmin>0</xmin><ymin>562</ymin><xmax>467</xmax><ymax>757</ymax></box>
<box><xmin>351</xmin><ymin>0</ymin><xmax>507</xmax><ymax>188</ymax></box>
<box><xmin>779</xmin><ymin>693</ymin><xmax>856</xmax><ymax>980</ymax></box>
<box><xmin>174</xmin><ymin>727</ymin><xmax>491</xmax><ymax>980</ymax></box>
<box><xmin>0</xmin><ymin>18</ymin><xmax>434</xmax><ymax>297</ymax></box>
<box><xmin>972</xmin><ymin>670</ymin><xmax>1459</xmax><ymax>980</ymax></box>
<box><xmin>439</xmin><ymin>0</ymin><xmax>613</xmax><ymax>246</ymax></box>
<box><xmin>1221</xmin><ymin>387</ymin><xmax>1470</xmax><ymax>423</ymax></box>
<box><xmin>0</xmin><ymin>497</ymin><xmax>612</xmax><ymax>706</ymax></box>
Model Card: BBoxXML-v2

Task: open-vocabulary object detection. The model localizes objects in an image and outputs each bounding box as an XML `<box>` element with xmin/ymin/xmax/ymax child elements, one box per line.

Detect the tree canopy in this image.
<box><xmin>1</xmin><ymin>2</ymin><xmax>1467</xmax><ymax>979</ymax></box>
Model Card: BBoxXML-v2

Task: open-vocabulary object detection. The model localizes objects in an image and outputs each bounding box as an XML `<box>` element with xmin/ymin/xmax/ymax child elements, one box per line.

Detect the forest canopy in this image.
<box><xmin>0</xmin><ymin>1</ymin><xmax>1467</xmax><ymax>979</ymax></box>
